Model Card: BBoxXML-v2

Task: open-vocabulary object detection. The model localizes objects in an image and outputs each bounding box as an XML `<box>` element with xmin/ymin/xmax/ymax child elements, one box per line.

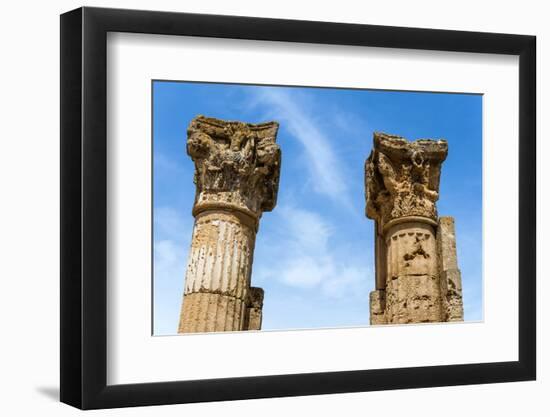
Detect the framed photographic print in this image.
<box><xmin>60</xmin><ymin>6</ymin><xmax>536</xmax><ymax>410</ymax></box>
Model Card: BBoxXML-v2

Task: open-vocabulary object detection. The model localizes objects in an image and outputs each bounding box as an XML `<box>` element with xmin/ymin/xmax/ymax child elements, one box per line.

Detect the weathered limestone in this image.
<box><xmin>243</xmin><ymin>287</ymin><xmax>264</xmax><ymax>331</ymax></box>
<box><xmin>365</xmin><ymin>132</ymin><xmax>464</xmax><ymax>324</ymax></box>
<box><xmin>178</xmin><ymin>116</ymin><xmax>281</xmax><ymax>333</ymax></box>
<box><xmin>437</xmin><ymin>217</ymin><xmax>464</xmax><ymax>321</ymax></box>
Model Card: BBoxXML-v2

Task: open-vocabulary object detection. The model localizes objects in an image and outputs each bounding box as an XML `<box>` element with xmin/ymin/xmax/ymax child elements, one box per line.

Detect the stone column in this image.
<box><xmin>178</xmin><ymin>116</ymin><xmax>281</xmax><ymax>333</ymax></box>
<box><xmin>365</xmin><ymin>132</ymin><xmax>463</xmax><ymax>324</ymax></box>
<box><xmin>437</xmin><ymin>217</ymin><xmax>464</xmax><ymax>321</ymax></box>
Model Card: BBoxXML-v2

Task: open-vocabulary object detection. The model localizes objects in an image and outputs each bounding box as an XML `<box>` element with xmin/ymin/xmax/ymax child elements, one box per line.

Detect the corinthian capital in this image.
<box><xmin>187</xmin><ymin>116</ymin><xmax>281</xmax><ymax>220</ymax></box>
<box><xmin>365</xmin><ymin>132</ymin><xmax>448</xmax><ymax>228</ymax></box>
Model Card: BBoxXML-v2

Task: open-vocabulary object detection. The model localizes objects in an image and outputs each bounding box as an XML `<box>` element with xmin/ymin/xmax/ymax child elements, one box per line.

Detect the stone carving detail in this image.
<box><xmin>365</xmin><ymin>132</ymin><xmax>448</xmax><ymax>227</ymax></box>
<box><xmin>403</xmin><ymin>234</ymin><xmax>431</xmax><ymax>263</ymax></box>
<box><xmin>178</xmin><ymin>116</ymin><xmax>281</xmax><ymax>333</ymax></box>
<box><xmin>187</xmin><ymin>116</ymin><xmax>281</xmax><ymax>219</ymax></box>
<box><xmin>384</xmin><ymin>223</ymin><xmax>441</xmax><ymax>323</ymax></box>
<box><xmin>365</xmin><ymin>132</ymin><xmax>463</xmax><ymax>325</ymax></box>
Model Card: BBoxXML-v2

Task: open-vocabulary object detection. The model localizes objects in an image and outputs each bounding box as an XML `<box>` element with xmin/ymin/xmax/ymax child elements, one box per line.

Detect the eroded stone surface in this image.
<box><xmin>183</xmin><ymin>211</ymin><xmax>255</xmax><ymax>300</ymax></box>
<box><xmin>437</xmin><ymin>217</ymin><xmax>464</xmax><ymax>322</ymax></box>
<box><xmin>244</xmin><ymin>287</ymin><xmax>264</xmax><ymax>331</ymax></box>
<box><xmin>366</xmin><ymin>132</ymin><xmax>463</xmax><ymax>325</ymax></box>
<box><xmin>187</xmin><ymin>115</ymin><xmax>281</xmax><ymax>220</ymax></box>
<box><xmin>384</xmin><ymin>222</ymin><xmax>442</xmax><ymax>323</ymax></box>
<box><xmin>365</xmin><ymin>132</ymin><xmax>448</xmax><ymax>227</ymax></box>
<box><xmin>369</xmin><ymin>290</ymin><xmax>386</xmax><ymax>325</ymax></box>
<box><xmin>178</xmin><ymin>292</ymin><xmax>247</xmax><ymax>333</ymax></box>
<box><xmin>178</xmin><ymin>116</ymin><xmax>280</xmax><ymax>333</ymax></box>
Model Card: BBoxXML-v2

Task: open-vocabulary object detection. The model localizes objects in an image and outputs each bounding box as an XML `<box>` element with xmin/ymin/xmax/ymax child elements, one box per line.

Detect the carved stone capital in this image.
<box><xmin>187</xmin><ymin>116</ymin><xmax>281</xmax><ymax>221</ymax></box>
<box><xmin>365</xmin><ymin>132</ymin><xmax>448</xmax><ymax>227</ymax></box>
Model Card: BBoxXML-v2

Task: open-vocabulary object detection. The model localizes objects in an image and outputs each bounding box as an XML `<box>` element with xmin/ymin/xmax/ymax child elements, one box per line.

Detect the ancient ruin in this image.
<box><xmin>365</xmin><ymin>132</ymin><xmax>464</xmax><ymax>324</ymax></box>
<box><xmin>178</xmin><ymin>116</ymin><xmax>281</xmax><ymax>333</ymax></box>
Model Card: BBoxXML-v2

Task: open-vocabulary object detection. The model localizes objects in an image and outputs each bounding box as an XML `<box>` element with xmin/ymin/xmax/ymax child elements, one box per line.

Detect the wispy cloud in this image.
<box><xmin>155</xmin><ymin>239</ymin><xmax>185</xmax><ymax>276</ymax></box>
<box><xmin>154</xmin><ymin>206</ymin><xmax>191</xmax><ymax>241</ymax></box>
<box><xmin>153</xmin><ymin>239</ymin><xmax>187</xmax><ymax>334</ymax></box>
<box><xmin>332</xmin><ymin>109</ymin><xmax>369</xmax><ymax>140</ymax></box>
<box><xmin>255</xmin><ymin>205</ymin><xmax>371</xmax><ymax>300</ymax></box>
<box><xmin>154</xmin><ymin>152</ymin><xmax>183</xmax><ymax>174</ymax></box>
<box><xmin>246</xmin><ymin>88</ymin><xmax>356</xmax><ymax>210</ymax></box>
<box><xmin>153</xmin><ymin>207</ymin><xmax>193</xmax><ymax>334</ymax></box>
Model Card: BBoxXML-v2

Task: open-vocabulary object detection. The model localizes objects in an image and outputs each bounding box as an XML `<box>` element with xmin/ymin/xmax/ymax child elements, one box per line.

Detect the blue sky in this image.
<box><xmin>153</xmin><ymin>81</ymin><xmax>483</xmax><ymax>335</ymax></box>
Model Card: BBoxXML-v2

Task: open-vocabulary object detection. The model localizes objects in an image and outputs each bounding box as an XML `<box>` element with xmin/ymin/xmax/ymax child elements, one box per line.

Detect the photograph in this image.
<box><xmin>152</xmin><ymin>81</ymin><xmax>483</xmax><ymax>335</ymax></box>
<box><xmin>51</xmin><ymin>3</ymin><xmax>537</xmax><ymax>412</ymax></box>
<box><xmin>0</xmin><ymin>0</ymin><xmax>542</xmax><ymax>414</ymax></box>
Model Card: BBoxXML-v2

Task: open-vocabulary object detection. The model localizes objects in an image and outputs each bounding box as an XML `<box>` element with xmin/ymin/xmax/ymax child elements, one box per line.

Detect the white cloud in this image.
<box><xmin>322</xmin><ymin>265</ymin><xmax>369</xmax><ymax>299</ymax></box>
<box><xmin>153</xmin><ymin>238</ymin><xmax>187</xmax><ymax>334</ymax></box>
<box><xmin>153</xmin><ymin>206</ymin><xmax>194</xmax><ymax>334</ymax></box>
<box><xmin>154</xmin><ymin>206</ymin><xmax>191</xmax><ymax>241</ymax></box>
<box><xmin>256</xmin><ymin>205</ymin><xmax>371</xmax><ymax>300</ymax></box>
<box><xmin>155</xmin><ymin>239</ymin><xmax>182</xmax><ymax>272</ymax></box>
<box><xmin>281</xmin><ymin>256</ymin><xmax>328</xmax><ymax>288</ymax></box>
<box><xmin>279</xmin><ymin>206</ymin><xmax>332</xmax><ymax>253</ymax></box>
<box><xmin>248</xmin><ymin>88</ymin><xmax>355</xmax><ymax>209</ymax></box>
<box><xmin>154</xmin><ymin>152</ymin><xmax>183</xmax><ymax>174</ymax></box>
<box><xmin>332</xmin><ymin>109</ymin><xmax>369</xmax><ymax>139</ymax></box>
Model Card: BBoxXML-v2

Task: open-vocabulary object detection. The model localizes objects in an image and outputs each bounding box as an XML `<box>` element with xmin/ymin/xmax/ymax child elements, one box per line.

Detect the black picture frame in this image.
<box><xmin>60</xmin><ymin>6</ymin><xmax>536</xmax><ymax>410</ymax></box>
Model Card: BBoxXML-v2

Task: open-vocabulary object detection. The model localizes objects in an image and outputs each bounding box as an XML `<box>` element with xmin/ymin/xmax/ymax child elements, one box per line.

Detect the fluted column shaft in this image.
<box><xmin>178</xmin><ymin>211</ymin><xmax>256</xmax><ymax>333</ymax></box>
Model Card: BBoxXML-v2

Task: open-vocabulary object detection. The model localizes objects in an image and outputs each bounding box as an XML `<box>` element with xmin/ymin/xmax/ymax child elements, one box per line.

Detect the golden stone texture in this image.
<box><xmin>366</xmin><ymin>132</ymin><xmax>464</xmax><ymax>324</ymax></box>
<box><xmin>178</xmin><ymin>116</ymin><xmax>280</xmax><ymax>333</ymax></box>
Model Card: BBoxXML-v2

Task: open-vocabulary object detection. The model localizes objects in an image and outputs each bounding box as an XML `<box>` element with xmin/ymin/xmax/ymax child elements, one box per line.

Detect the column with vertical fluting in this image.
<box><xmin>178</xmin><ymin>211</ymin><xmax>256</xmax><ymax>332</ymax></box>
<box><xmin>366</xmin><ymin>132</ymin><xmax>452</xmax><ymax>324</ymax></box>
<box><xmin>178</xmin><ymin>116</ymin><xmax>281</xmax><ymax>333</ymax></box>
